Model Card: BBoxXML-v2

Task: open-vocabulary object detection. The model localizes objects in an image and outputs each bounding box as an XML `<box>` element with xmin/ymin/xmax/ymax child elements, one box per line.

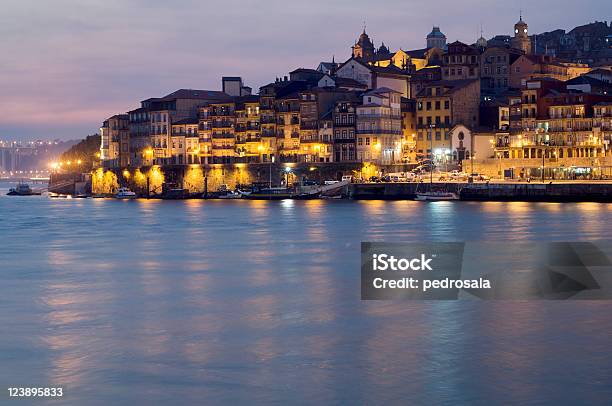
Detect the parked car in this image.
<box><xmin>341</xmin><ymin>175</ymin><xmax>353</xmax><ymax>183</ymax></box>
<box><xmin>369</xmin><ymin>176</ymin><xmax>381</xmax><ymax>183</ymax></box>
<box><xmin>449</xmin><ymin>170</ymin><xmax>468</xmax><ymax>180</ymax></box>
<box><xmin>413</xmin><ymin>166</ymin><xmax>432</xmax><ymax>175</ymax></box>
<box><xmin>470</xmin><ymin>173</ymin><xmax>490</xmax><ymax>181</ymax></box>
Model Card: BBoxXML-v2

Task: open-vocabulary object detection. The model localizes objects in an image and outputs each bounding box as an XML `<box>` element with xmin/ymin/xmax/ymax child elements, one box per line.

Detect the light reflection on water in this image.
<box><xmin>1</xmin><ymin>193</ymin><xmax>612</xmax><ymax>405</ymax></box>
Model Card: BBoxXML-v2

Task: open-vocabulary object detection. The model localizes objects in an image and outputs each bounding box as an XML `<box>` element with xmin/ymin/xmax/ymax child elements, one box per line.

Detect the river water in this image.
<box><xmin>1</xmin><ymin>185</ymin><xmax>612</xmax><ymax>405</ymax></box>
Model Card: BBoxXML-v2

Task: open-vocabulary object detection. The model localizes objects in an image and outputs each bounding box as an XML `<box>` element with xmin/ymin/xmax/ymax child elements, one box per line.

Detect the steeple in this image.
<box><xmin>512</xmin><ymin>12</ymin><xmax>532</xmax><ymax>54</ymax></box>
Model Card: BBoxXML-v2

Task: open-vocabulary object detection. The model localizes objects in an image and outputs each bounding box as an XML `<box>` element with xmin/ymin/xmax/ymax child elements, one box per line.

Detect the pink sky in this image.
<box><xmin>0</xmin><ymin>0</ymin><xmax>609</xmax><ymax>140</ymax></box>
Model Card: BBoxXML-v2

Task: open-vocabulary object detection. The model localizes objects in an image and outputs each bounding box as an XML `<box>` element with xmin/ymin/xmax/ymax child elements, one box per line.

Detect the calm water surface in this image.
<box><xmin>1</xmin><ymin>185</ymin><xmax>612</xmax><ymax>405</ymax></box>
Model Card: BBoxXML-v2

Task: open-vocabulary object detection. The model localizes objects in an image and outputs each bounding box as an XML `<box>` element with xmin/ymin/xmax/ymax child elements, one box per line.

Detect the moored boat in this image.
<box><xmin>218</xmin><ymin>191</ymin><xmax>243</xmax><ymax>199</ymax></box>
<box><xmin>6</xmin><ymin>183</ymin><xmax>41</xmax><ymax>196</ymax></box>
<box><xmin>415</xmin><ymin>191</ymin><xmax>459</xmax><ymax>201</ymax></box>
<box><xmin>115</xmin><ymin>187</ymin><xmax>137</xmax><ymax>199</ymax></box>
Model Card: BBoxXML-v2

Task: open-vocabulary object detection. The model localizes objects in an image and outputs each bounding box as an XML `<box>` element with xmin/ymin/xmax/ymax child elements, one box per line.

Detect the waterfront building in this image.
<box><xmin>209</xmin><ymin>99</ymin><xmax>237</xmax><ymax>164</ymax></box>
<box><xmin>317</xmin><ymin>74</ymin><xmax>368</xmax><ymax>91</ymax></box>
<box><xmin>235</xmin><ymin>95</ymin><xmax>262</xmax><ymax>163</ymax></box>
<box><xmin>299</xmin><ymin>89</ymin><xmax>327</xmax><ymax>163</ymax></box>
<box><xmin>318</xmin><ymin>110</ymin><xmax>334</xmax><ymax>161</ymax></box>
<box><xmin>441</xmin><ymin>41</ymin><xmax>481</xmax><ymax>81</ymax></box>
<box><xmin>409</xmin><ymin>66</ymin><xmax>442</xmax><ymax>101</ymax></box>
<box><xmin>490</xmin><ymin>79</ymin><xmax>612</xmax><ymax>178</ymax></box>
<box><xmin>335</xmin><ymin>57</ymin><xmax>411</xmax><ymax>97</ymax></box>
<box><xmin>415</xmin><ymin>80</ymin><xmax>481</xmax><ymax>159</ymax></box>
<box><xmin>99</xmin><ymin>114</ymin><xmax>128</xmax><ymax>168</ymax></box>
<box><xmin>275</xmin><ymin>88</ymin><xmax>302</xmax><ymax>162</ymax></box>
<box><xmin>222</xmin><ymin>77</ymin><xmax>252</xmax><ymax>97</ymax></box>
<box><xmin>128</xmin><ymin>107</ymin><xmax>151</xmax><ymax>167</ymax></box>
<box><xmin>259</xmin><ymin>83</ymin><xmax>279</xmax><ymax>163</ymax></box>
<box><xmin>300</xmin><ymin>88</ymin><xmax>362</xmax><ymax>162</ymax></box>
<box><xmin>356</xmin><ymin>88</ymin><xmax>403</xmax><ymax>164</ymax></box>
<box><xmin>480</xmin><ymin>46</ymin><xmax>523</xmax><ymax>94</ymax></box>
<box><xmin>141</xmin><ymin>89</ymin><xmax>229</xmax><ymax>165</ymax></box>
<box><xmin>171</xmin><ymin>118</ymin><xmax>199</xmax><ymax>164</ymax></box>
<box><xmin>99</xmin><ymin>120</ymin><xmax>110</xmax><ymax>165</ymax></box>
<box><xmin>197</xmin><ymin>105</ymin><xmax>213</xmax><ymax>165</ymax></box>
<box><xmin>401</xmin><ymin>98</ymin><xmax>418</xmax><ymax>162</ymax></box>
<box><xmin>332</xmin><ymin>96</ymin><xmax>361</xmax><ymax>162</ymax></box>
<box><xmin>510</xmin><ymin>54</ymin><xmax>590</xmax><ymax>89</ymax></box>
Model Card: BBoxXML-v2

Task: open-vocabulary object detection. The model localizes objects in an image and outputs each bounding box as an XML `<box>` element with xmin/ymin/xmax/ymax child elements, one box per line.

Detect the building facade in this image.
<box><xmin>356</xmin><ymin>88</ymin><xmax>403</xmax><ymax>164</ymax></box>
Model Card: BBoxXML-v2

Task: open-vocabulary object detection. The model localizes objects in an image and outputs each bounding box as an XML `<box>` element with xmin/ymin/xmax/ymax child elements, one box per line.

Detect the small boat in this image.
<box><xmin>6</xmin><ymin>183</ymin><xmax>41</xmax><ymax>196</ymax></box>
<box><xmin>218</xmin><ymin>191</ymin><xmax>243</xmax><ymax>199</ymax></box>
<box><xmin>415</xmin><ymin>191</ymin><xmax>460</xmax><ymax>201</ymax></box>
<box><xmin>115</xmin><ymin>187</ymin><xmax>137</xmax><ymax>199</ymax></box>
<box><xmin>241</xmin><ymin>187</ymin><xmax>294</xmax><ymax>200</ymax></box>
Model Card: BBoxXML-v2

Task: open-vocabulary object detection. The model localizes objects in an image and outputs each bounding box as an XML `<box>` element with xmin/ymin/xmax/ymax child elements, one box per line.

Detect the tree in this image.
<box><xmin>60</xmin><ymin>134</ymin><xmax>101</xmax><ymax>170</ymax></box>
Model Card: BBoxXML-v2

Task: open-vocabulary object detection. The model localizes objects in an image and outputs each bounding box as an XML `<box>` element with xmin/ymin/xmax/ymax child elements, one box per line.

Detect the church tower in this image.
<box><xmin>352</xmin><ymin>29</ymin><xmax>375</xmax><ymax>62</ymax></box>
<box><xmin>511</xmin><ymin>13</ymin><xmax>532</xmax><ymax>54</ymax></box>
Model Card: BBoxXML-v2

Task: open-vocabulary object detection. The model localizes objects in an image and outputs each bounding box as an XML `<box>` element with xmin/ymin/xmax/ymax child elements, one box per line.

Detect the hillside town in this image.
<box><xmin>95</xmin><ymin>17</ymin><xmax>612</xmax><ymax>183</ymax></box>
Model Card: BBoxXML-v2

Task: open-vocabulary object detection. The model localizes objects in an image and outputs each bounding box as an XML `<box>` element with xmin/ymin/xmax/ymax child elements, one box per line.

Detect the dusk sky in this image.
<box><xmin>1</xmin><ymin>0</ymin><xmax>610</xmax><ymax>141</ymax></box>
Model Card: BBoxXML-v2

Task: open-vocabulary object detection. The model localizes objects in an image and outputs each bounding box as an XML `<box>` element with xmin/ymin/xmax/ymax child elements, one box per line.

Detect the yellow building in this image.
<box><xmin>259</xmin><ymin>85</ymin><xmax>278</xmax><ymax>163</ymax></box>
<box><xmin>415</xmin><ymin>80</ymin><xmax>480</xmax><ymax>159</ymax></box>
<box><xmin>209</xmin><ymin>101</ymin><xmax>236</xmax><ymax>164</ymax></box>
<box><xmin>171</xmin><ymin>118</ymin><xmax>200</xmax><ymax>164</ymax></box>
<box><xmin>356</xmin><ymin>88</ymin><xmax>403</xmax><ymax>164</ymax></box>
<box><xmin>401</xmin><ymin>98</ymin><xmax>418</xmax><ymax>163</ymax></box>
<box><xmin>198</xmin><ymin>105</ymin><xmax>213</xmax><ymax>164</ymax></box>
<box><xmin>235</xmin><ymin>96</ymin><xmax>262</xmax><ymax>163</ymax></box>
<box><xmin>275</xmin><ymin>94</ymin><xmax>301</xmax><ymax>162</ymax></box>
<box><xmin>493</xmin><ymin>94</ymin><xmax>612</xmax><ymax>179</ymax></box>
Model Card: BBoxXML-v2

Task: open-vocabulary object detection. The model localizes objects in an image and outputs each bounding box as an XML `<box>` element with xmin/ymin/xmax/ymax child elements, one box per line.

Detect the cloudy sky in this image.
<box><xmin>1</xmin><ymin>0</ymin><xmax>610</xmax><ymax>140</ymax></box>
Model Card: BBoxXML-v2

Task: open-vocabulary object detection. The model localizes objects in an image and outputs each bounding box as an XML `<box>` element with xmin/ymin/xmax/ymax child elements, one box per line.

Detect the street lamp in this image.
<box><xmin>257</xmin><ymin>143</ymin><xmax>264</xmax><ymax>163</ymax></box>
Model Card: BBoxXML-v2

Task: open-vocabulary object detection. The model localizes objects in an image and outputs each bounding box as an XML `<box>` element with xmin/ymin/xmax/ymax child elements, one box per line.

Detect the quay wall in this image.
<box><xmin>88</xmin><ymin>162</ymin><xmax>413</xmax><ymax>195</ymax></box>
<box><xmin>469</xmin><ymin>157</ymin><xmax>612</xmax><ymax>179</ymax></box>
<box><xmin>349</xmin><ymin>182</ymin><xmax>612</xmax><ymax>202</ymax></box>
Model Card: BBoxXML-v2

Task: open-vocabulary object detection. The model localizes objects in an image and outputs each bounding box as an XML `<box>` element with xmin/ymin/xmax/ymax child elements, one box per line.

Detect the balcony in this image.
<box><xmin>300</xmin><ymin>121</ymin><xmax>318</xmax><ymax>130</ymax></box>
<box><xmin>276</xmin><ymin>106</ymin><xmax>300</xmax><ymax>113</ymax></box>
<box><xmin>356</xmin><ymin>129</ymin><xmax>403</xmax><ymax>135</ymax></box>
<box><xmin>261</xmin><ymin>116</ymin><xmax>275</xmax><ymax>124</ymax></box>
<box><xmin>212</xmin><ymin>133</ymin><xmax>234</xmax><ymax>139</ymax></box>
<box><xmin>210</xmin><ymin>110</ymin><xmax>232</xmax><ymax>117</ymax></box>
<box><xmin>212</xmin><ymin>121</ymin><xmax>233</xmax><ymax>128</ymax></box>
<box><xmin>358</xmin><ymin>114</ymin><xmax>402</xmax><ymax>120</ymax></box>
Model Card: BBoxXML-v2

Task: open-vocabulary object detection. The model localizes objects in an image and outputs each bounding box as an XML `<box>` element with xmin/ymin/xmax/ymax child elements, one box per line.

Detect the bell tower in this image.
<box><xmin>511</xmin><ymin>12</ymin><xmax>532</xmax><ymax>54</ymax></box>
